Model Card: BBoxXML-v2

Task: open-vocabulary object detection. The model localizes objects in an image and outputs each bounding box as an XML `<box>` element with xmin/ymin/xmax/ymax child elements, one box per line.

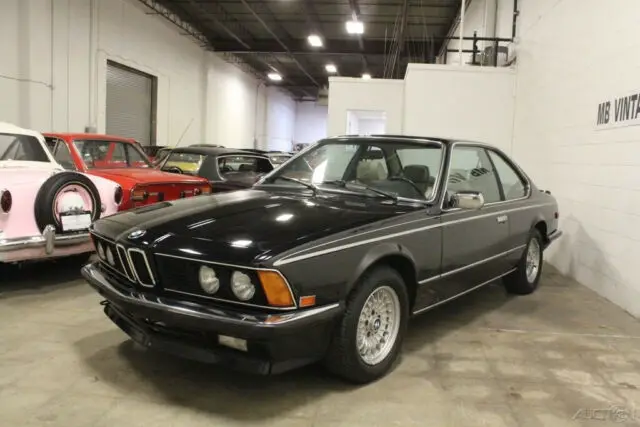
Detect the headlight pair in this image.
<box><xmin>198</xmin><ymin>266</ymin><xmax>255</xmax><ymax>301</ymax></box>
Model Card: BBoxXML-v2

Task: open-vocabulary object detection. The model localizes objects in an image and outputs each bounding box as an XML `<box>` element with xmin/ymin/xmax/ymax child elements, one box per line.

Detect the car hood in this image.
<box><xmin>89</xmin><ymin>168</ymin><xmax>207</xmax><ymax>186</ymax></box>
<box><xmin>92</xmin><ymin>189</ymin><xmax>405</xmax><ymax>265</ymax></box>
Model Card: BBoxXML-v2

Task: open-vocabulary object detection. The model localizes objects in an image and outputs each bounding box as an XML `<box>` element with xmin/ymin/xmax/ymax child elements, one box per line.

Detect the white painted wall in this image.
<box><xmin>327</xmin><ymin>77</ymin><xmax>404</xmax><ymax>136</ymax></box>
<box><xmin>404</xmin><ymin>64</ymin><xmax>516</xmax><ymax>152</ymax></box>
<box><xmin>294</xmin><ymin>101</ymin><xmax>327</xmax><ymax>145</ymax></box>
<box><xmin>265</xmin><ymin>86</ymin><xmax>296</xmax><ymax>152</ymax></box>
<box><xmin>512</xmin><ymin>0</ymin><xmax>640</xmax><ymax>316</ymax></box>
<box><xmin>441</xmin><ymin>0</ymin><xmax>514</xmax><ymax>65</ymax></box>
<box><xmin>0</xmin><ymin>0</ymin><xmax>294</xmax><ymax>150</ymax></box>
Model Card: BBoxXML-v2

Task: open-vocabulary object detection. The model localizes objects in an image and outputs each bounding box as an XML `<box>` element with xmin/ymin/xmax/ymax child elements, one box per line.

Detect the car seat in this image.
<box><xmin>403</xmin><ymin>164</ymin><xmax>431</xmax><ymax>195</ymax></box>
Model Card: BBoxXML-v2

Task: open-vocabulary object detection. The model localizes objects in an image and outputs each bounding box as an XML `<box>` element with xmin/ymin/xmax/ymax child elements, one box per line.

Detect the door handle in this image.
<box><xmin>496</xmin><ymin>215</ymin><xmax>508</xmax><ymax>224</ymax></box>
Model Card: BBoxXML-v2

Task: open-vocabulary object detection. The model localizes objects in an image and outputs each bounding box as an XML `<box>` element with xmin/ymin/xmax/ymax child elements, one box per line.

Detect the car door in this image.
<box><xmin>436</xmin><ymin>144</ymin><xmax>511</xmax><ymax>300</ymax></box>
<box><xmin>486</xmin><ymin>149</ymin><xmax>531</xmax><ymax>266</ymax></box>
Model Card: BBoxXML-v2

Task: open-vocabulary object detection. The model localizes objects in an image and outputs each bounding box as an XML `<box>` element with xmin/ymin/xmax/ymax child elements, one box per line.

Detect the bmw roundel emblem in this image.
<box><xmin>128</xmin><ymin>229</ymin><xmax>146</xmax><ymax>239</ymax></box>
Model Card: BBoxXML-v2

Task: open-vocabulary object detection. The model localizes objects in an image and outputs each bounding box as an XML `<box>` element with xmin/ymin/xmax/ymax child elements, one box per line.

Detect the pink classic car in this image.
<box><xmin>0</xmin><ymin>123</ymin><xmax>122</xmax><ymax>263</ymax></box>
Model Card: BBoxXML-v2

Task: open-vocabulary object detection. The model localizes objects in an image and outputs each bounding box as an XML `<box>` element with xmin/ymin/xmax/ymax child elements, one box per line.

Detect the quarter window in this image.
<box><xmin>488</xmin><ymin>151</ymin><xmax>527</xmax><ymax>200</ymax></box>
<box><xmin>446</xmin><ymin>146</ymin><xmax>501</xmax><ymax>205</ymax></box>
<box><xmin>52</xmin><ymin>140</ymin><xmax>76</xmax><ymax>170</ymax></box>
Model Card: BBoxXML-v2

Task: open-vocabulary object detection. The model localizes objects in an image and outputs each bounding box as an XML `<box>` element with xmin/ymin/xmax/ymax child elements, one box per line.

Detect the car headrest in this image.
<box><xmin>403</xmin><ymin>164</ymin><xmax>430</xmax><ymax>183</ymax></box>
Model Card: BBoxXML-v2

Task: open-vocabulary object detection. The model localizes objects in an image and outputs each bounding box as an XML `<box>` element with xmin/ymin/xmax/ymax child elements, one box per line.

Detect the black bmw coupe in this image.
<box><xmin>82</xmin><ymin>135</ymin><xmax>562</xmax><ymax>383</ymax></box>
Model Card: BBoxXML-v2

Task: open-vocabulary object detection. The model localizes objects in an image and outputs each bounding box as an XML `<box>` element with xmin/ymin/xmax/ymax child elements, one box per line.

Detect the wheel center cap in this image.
<box><xmin>373</xmin><ymin>318</ymin><xmax>381</xmax><ymax>331</ymax></box>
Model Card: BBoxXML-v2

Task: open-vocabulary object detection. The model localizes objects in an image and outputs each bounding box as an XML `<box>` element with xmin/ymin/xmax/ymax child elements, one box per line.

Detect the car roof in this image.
<box><xmin>329</xmin><ymin>134</ymin><xmax>451</xmax><ymax>144</ymax></box>
<box><xmin>43</xmin><ymin>132</ymin><xmax>136</xmax><ymax>143</ymax></box>
<box><xmin>0</xmin><ymin>122</ymin><xmax>44</xmax><ymax>139</ymax></box>
<box><xmin>169</xmin><ymin>146</ymin><xmax>270</xmax><ymax>157</ymax></box>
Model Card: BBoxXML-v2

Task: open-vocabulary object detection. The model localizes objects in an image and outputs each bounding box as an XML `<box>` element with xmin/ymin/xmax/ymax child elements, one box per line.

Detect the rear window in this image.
<box><xmin>218</xmin><ymin>155</ymin><xmax>273</xmax><ymax>174</ymax></box>
<box><xmin>0</xmin><ymin>133</ymin><xmax>50</xmax><ymax>162</ymax></box>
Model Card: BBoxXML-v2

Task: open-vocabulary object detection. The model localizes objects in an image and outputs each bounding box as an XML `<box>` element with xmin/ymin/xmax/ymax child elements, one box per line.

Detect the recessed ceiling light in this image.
<box><xmin>362</xmin><ymin>73</ymin><xmax>371</xmax><ymax>80</ymax></box>
<box><xmin>325</xmin><ymin>64</ymin><xmax>337</xmax><ymax>73</ymax></box>
<box><xmin>346</xmin><ymin>20</ymin><xmax>364</xmax><ymax>35</ymax></box>
<box><xmin>268</xmin><ymin>72</ymin><xmax>282</xmax><ymax>81</ymax></box>
<box><xmin>308</xmin><ymin>34</ymin><xmax>323</xmax><ymax>47</ymax></box>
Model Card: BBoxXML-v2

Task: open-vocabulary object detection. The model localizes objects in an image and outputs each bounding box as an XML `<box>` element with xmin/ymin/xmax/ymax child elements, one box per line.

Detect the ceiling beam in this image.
<box><xmin>239</xmin><ymin>0</ymin><xmax>320</xmax><ymax>87</ymax></box>
<box><xmin>211</xmin><ymin>36</ymin><xmax>510</xmax><ymax>55</ymax></box>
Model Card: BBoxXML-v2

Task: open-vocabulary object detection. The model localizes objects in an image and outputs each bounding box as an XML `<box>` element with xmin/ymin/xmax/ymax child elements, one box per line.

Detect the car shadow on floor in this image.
<box><xmin>0</xmin><ymin>255</ymin><xmax>92</xmax><ymax>295</ymax></box>
<box><xmin>74</xmin><ymin>277</ymin><xmax>514</xmax><ymax>422</ymax></box>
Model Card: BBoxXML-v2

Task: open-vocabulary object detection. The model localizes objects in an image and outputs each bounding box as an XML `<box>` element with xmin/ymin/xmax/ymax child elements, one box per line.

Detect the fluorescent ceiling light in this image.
<box><xmin>267</xmin><ymin>72</ymin><xmax>282</xmax><ymax>81</ymax></box>
<box><xmin>346</xmin><ymin>20</ymin><xmax>364</xmax><ymax>34</ymax></box>
<box><xmin>308</xmin><ymin>34</ymin><xmax>323</xmax><ymax>47</ymax></box>
<box><xmin>362</xmin><ymin>73</ymin><xmax>371</xmax><ymax>80</ymax></box>
<box><xmin>325</xmin><ymin>64</ymin><xmax>337</xmax><ymax>73</ymax></box>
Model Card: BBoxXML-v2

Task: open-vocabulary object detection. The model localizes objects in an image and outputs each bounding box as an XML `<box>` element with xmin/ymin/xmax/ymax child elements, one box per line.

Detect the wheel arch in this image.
<box><xmin>531</xmin><ymin>214</ymin><xmax>549</xmax><ymax>246</ymax></box>
<box><xmin>346</xmin><ymin>243</ymin><xmax>419</xmax><ymax>309</ymax></box>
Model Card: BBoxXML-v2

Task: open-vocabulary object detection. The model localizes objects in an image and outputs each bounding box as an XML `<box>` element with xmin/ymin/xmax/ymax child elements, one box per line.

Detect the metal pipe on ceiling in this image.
<box><xmin>238</xmin><ymin>0</ymin><xmax>319</xmax><ymax>87</ymax></box>
<box><xmin>458</xmin><ymin>0</ymin><xmax>465</xmax><ymax>65</ymax></box>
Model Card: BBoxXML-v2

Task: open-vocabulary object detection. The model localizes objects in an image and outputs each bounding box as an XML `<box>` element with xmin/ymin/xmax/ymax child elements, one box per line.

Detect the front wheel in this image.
<box><xmin>504</xmin><ymin>229</ymin><xmax>544</xmax><ymax>295</ymax></box>
<box><xmin>323</xmin><ymin>266</ymin><xmax>409</xmax><ymax>384</ymax></box>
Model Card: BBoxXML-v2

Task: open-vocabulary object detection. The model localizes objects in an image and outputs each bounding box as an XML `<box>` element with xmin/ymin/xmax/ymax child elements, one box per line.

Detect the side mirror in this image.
<box><xmin>452</xmin><ymin>191</ymin><xmax>485</xmax><ymax>210</ymax></box>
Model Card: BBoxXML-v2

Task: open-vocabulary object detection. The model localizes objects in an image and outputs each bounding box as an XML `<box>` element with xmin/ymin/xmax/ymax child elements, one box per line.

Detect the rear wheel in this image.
<box><xmin>323</xmin><ymin>266</ymin><xmax>409</xmax><ymax>383</ymax></box>
<box><xmin>504</xmin><ymin>230</ymin><xmax>543</xmax><ymax>295</ymax></box>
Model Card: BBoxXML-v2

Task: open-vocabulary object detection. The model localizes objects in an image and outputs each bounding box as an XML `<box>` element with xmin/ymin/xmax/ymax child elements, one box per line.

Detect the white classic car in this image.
<box><xmin>0</xmin><ymin>122</ymin><xmax>122</xmax><ymax>263</ymax></box>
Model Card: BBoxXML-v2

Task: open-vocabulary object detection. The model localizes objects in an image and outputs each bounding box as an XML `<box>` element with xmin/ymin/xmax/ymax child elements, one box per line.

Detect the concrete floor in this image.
<box><xmin>1</xmin><ymin>260</ymin><xmax>640</xmax><ymax>427</ymax></box>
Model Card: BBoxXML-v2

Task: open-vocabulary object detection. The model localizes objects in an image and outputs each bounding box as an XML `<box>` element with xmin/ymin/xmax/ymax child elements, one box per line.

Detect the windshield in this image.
<box><xmin>73</xmin><ymin>139</ymin><xmax>151</xmax><ymax>169</ymax></box>
<box><xmin>261</xmin><ymin>138</ymin><xmax>444</xmax><ymax>201</ymax></box>
<box><xmin>0</xmin><ymin>133</ymin><xmax>50</xmax><ymax>163</ymax></box>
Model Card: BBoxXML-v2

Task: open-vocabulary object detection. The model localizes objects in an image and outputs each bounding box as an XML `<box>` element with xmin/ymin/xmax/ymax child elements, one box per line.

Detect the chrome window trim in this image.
<box><xmin>128</xmin><ymin>247</ymin><xmax>156</xmax><ymax>288</ymax></box>
<box><xmin>413</xmin><ymin>268</ymin><xmax>517</xmax><ymax>315</ymax></box>
<box><xmin>155</xmin><ymin>252</ymin><xmax>298</xmax><ymax>310</ymax></box>
<box><xmin>273</xmin><ymin>203</ymin><xmax>555</xmax><ymax>267</ymax></box>
<box><xmin>255</xmin><ymin>137</ymin><xmax>447</xmax><ymax>205</ymax></box>
<box><xmin>418</xmin><ymin>245</ymin><xmax>526</xmax><ymax>285</ymax></box>
<box><xmin>439</xmin><ymin>141</ymin><xmax>532</xmax><ymax>212</ymax></box>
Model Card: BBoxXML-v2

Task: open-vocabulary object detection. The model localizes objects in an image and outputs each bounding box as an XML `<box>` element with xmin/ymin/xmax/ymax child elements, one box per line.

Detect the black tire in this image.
<box><xmin>504</xmin><ymin>229</ymin><xmax>544</xmax><ymax>295</ymax></box>
<box><xmin>34</xmin><ymin>172</ymin><xmax>102</xmax><ymax>234</ymax></box>
<box><xmin>323</xmin><ymin>266</ymin><xmax>409</xmax><ymax>384</ymax></box>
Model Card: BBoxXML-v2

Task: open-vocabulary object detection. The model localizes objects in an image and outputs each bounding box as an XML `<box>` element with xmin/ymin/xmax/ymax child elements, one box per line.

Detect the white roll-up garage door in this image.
<box><xmin>106</xmin><ymin>61</ymin><xmax>156</xmax><ymax>146</ymax></box>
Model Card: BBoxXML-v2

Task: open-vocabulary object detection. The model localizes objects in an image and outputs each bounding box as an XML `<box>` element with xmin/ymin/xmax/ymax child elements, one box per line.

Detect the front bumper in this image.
<box><xmin>0</xmin><ymin>226</ymin><xmax>92</xmax><ymax>263</ymax></box>
<box><xmin>81</xmin><ymin>262</ymin><xmax>343</xmax><ymax>375</ymax></box>
<box><xmin>544</xmin><ymin>229</ymin><xmax>563</xmax><ymax>248</ymax></box>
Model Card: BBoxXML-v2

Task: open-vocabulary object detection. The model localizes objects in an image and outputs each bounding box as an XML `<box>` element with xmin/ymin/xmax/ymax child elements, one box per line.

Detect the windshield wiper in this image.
<box><xmin>273</xmin><ymin>176</ymin><xmax>318</xmax><ymax>195</ymax></box>
<box><xmin>321</xmin><ymin>180</ymin><xmax>398</xmax><ymax>203</ymax></box>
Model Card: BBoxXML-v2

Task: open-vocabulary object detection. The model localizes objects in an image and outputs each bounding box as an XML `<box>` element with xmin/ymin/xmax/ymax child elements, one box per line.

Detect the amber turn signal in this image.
<box><xmin>257</xmin><ymin>270</ymin><xmax>295</xmax><ymax>307</ymax></box>
<box><xmin>299</xmin><ymin>295</ymin><xmax>316</xmax><ymax>308</ymax></box>
<box><xmin>201</xmin><ymin>185</ymin><xmax>212</xmax><ymax>194</ymax></box>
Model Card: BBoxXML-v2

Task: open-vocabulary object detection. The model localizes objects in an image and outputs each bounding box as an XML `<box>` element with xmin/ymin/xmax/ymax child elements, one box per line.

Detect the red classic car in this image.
<box><xmin>43</xmin><ymin>133</ymin><xmax>212</xmax><ymax>211</ymax></box>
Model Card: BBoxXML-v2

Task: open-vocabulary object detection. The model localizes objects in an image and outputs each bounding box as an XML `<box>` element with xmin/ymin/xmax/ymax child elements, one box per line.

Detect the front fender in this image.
<box><xmin>345</xmin><ymin>242</ymin><xmax>417</xmax><ymax>293</ymax></box>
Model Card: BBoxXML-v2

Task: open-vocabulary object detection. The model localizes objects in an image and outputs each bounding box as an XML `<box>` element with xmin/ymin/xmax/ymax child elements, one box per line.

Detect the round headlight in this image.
<box><xmin>106</xmin><ymin>247</ymin><xmax>115</xmax><ymax>266</ymax></box>
<box><xmin>97</xmin><ymin>243</ymin><xmax>105</xmax><ymax>259</ymax></box>
<box><xmin>231</xmin><ymin>271</ymin><xmax>255</xmax><ymax>301</ymax></box>
<box><xmin>199</xmin><ymin>266</ymin><xmax>220</xmax><ymax>294</ymax></box>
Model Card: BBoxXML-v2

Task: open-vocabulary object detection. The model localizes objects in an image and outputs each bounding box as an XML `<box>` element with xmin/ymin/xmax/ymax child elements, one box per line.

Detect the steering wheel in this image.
<box><xmin>163</xmin><ymin>166</ymin><xmax>184</xmax><ymax>174</ymax></box>
<box><xmin>387</xmin><ymin>175</ymin><xmax>424</xmax><ymax>198</ymax></box>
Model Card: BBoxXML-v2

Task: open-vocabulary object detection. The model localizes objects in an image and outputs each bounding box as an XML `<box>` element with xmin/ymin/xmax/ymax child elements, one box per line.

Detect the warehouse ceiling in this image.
<box><xmin>142</xmin><ymin>0</ymin><xmax>464</xmax><ymax>100</ymax></box>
